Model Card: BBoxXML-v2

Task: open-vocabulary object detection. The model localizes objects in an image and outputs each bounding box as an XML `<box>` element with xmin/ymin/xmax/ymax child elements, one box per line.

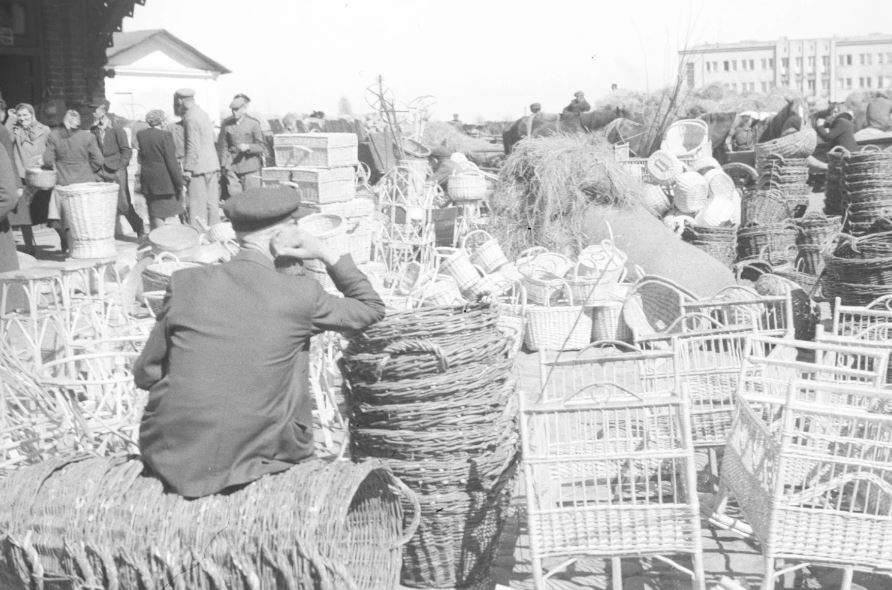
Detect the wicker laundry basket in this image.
<box><xmin>56</xmin><ymin>182</ymin><xmax>119</xmax><ymax>259</ymax></box>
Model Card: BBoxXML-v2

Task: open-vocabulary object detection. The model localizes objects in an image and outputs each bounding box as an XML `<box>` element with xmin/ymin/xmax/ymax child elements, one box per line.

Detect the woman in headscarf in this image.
<box><xmin>10</xmin><ymin>102</ymin><xmax>51</xmax><ymax>254</ymax></box>
<box><xmin>43</xmin><ymin>109</ymin><xmax>104</xmax><ymax>252</ymax></box>
<box><xmin>136</xmin><ymin>109</ymin><xmax>184</xmax><ymax>229</ymax></box>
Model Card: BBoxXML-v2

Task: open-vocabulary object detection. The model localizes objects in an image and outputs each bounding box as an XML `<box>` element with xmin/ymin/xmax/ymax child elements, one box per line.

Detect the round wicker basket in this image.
<box><xmin>447</xmin><ymin>172</ymin><xmax>487</xmax><ymax>202</ymax></box>
<box><xmin>646</xmin><ymin>150</ymin><xmax>685</xmax><ymax>185</ymax></box>
<box><xmin>56</xmin><ymin>182</ymin><xmax>119</xmax><ymax>259</ymax></box>
<box><xmin>25</xmin><ymin>167</ymin><xmax>56</xmax><ymax>190</ymax></box>
<box><xmin>148</xmin><ymin>224</ymin><xmax>201</xmax><ymax>258</ymax></box>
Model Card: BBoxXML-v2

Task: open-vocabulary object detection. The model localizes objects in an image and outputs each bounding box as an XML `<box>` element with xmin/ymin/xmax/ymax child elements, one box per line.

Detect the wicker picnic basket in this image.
<box><xmin>56</xmin><ymin>182</ymin><xmax>119</xmax><ymax>259</ymax></box>
<box><xmin>518</xmin><ymin>250</ymin><xmax>574</xmax><ymax>305</ymax></box>
<box><xmin>0</xmin><ymin>455</ymin><xmax>418</xmax><ymax>590</ymax></box>
<box><xmin>737</xmin><ymin>221</ymin><xmax>798</xmax><ymax>265</ymax></box>
<box><xmin>754</xmin><ymin>127</ymin><xmax>817</xmax><ymax>159</ymax></box>
<box><xmin>462</xmin><ymin>229</ymin><xmax>509</xmax><ymax>273</ymax></box>
<box><xmin>524</xmin><ymin>283</ymin><xmax>593</xmax><ymax>351</ymax></box>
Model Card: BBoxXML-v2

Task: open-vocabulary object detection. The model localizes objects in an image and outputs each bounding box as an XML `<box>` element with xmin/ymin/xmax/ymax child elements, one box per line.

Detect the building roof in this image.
<box><xmin>108</xmin><ymin>29</ymin><xmax>231</xmax><ymax>74</ymax></box>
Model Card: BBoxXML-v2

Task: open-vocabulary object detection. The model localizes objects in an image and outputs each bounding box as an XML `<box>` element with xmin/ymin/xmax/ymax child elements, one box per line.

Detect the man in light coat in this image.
<box><xmin>175</xmin><ymin>88</ymin><xmax>220</xmax><ymax>229</ymax></box>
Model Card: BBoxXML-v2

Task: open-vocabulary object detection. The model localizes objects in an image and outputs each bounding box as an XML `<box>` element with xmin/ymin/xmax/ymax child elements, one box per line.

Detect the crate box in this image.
<box><xmin>260</xmin><ymin>167</ymin><xmax>295</xmax><ymax>184</ymax></box>
<box><xmin>273</xmin><ymin>133</ymin><xmax>358</xmax><ymax>168</ymax></box>
<box><xmin>290</xmin><ymin>166</ymin><xmax>355</xmax><ymax>204</ymax></box>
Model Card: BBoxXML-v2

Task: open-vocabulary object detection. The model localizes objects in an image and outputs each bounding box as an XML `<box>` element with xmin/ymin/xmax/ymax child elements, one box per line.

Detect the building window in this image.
<box><xmin>808</xmin><ymin>56</ymin><xmax>815</xmax><ymax>69</ymax></box>
<box><xmin>807</xmin><ymin>79</ymin><xmax>815</xmax><ymax>91</ymax></box>
<box><xmin>838</xmin><ymin>78</ymin><xmax>845</xmax><ymax>90</ymax></box>
<box><xmin>740</xmin><ymin>60</ymin><xmax>747</xmax><ymax>71</ymax></box>
<box><xmin>782</xmin><ymin>57</ymin><xmax>789</xmax><ymax>69</ymax></box>
<box><xmin>821</xmin><ymin>79</ymin><xmax>829</xmax><ymax>90</ymax></box>
<box><xmin>748</xmin><ymin>59</ymin><xmax>754</xmax><ymax>70</ymax></box>
<box><xmin>769</xmin><ymin>58</ymin><xmax>774</xmax><ymax>68</ymax></box>
<box><xmin>706</xmin><ymin>62</ymin><xmax>711</xmax><ymax>72</ymax></box>
<box><xmin>866</xmin><ymin>77</ymin><xmax>872</xmax><ymax>88</ymax></box>
<box><xmin>761</xmin><ymin>81</ymin><xmax>768</xmax><ymax>92</ymax></box>
<box><xmin>879</xmin><ymin>53</ymin><xmax>884</xmax><ymax>64</ymax></box>
<box><xmin>846</xmin><ymin>78</ymin><xmax>852</xmax><ymax>89</ymax></box>
<box><xmin>686</xmin><ymin>62</ymin><xmax>695</xmax><ymax>88</ymax></box>
<box><xmin>847</xmin><ymin>54</ymin><xmax>853</xmax><ymax>65</ymax></box>
<box><xmin>723</xmin><ymin>60</ymin><xmax>730</xmax><ymax>72</ymax></box>
<box><xmin>839</xmin><ymin>55</ymin><xmax>845</xmax><ymax>66</ymax></box>
<box><xmin>822</xmin><ymin>55</ymin><xmax>829</xmax><ymax>67</ymax></box>
<box><xmin>795</xmin><ymin>57</ymin><xmax>803</xmax><ymax>68</ymax></box>
<box><xmin>880</xmin><ymin>77</ymin><xmax>885</xmax><ymax>89</ymax></box>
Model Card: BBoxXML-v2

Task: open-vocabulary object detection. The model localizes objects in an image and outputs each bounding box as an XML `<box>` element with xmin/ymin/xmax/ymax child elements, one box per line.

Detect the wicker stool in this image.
<box><xmin>0</xmin><ymin>267</ymin><xmax>67</xmax><ymax>366</ymax></box>
<box><xmin>44</xmin><ymin>257</ymin><xmax>123</xmax><ymax>340</ymax></box>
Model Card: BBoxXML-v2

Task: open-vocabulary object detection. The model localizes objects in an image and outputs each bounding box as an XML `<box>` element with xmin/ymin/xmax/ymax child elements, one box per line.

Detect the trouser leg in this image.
<box><xmin>225</xmin><ymin>168</ymin><xmax>242</xmax><ymax>197</ymax></box>
<box><xmin>188</xmin><ymin>174</ymin><xmax>209</xmax><ymax>229</ymax></box>
<box><xmin>240</xmin><ymin>171</ymin><xmax>261</xmax><ymax>191</ymax></box>
<box><xmin>206</xmin><ymin>172</ymin><xmax>221</xmax><ymax>225</ymax></box>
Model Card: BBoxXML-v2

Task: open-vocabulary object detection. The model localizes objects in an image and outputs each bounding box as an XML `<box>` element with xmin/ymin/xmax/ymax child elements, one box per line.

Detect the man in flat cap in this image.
<box><xmin>174</xmin><ymin>88</ymin><xmax>221</xmax><ymax>229</ymax></box>
<box><xmin>562</xmin><ymin>90</ymin><xmax>591</xmax><ymax>115</ymax></box>
<box><xmin>134</xmin><ymin>186</ymin><xmax>385</xmax><ymax>498</ymax></box>
<box><xmin>217</xmin><ymin>93</ymin><xmax>266</xmax><ymax>196</ymax></box>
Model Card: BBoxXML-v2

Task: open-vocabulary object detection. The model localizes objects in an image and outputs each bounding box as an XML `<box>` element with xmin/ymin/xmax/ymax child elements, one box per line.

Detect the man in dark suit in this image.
<box><xmin>134</xmin><ymin>186</ymin><xmax>385</xmax><ymax>498</ymax></box>
<box><xmin>91</xmin><ymin>99</ymin><xmax>144</xmax><ymax>239</ymax></box>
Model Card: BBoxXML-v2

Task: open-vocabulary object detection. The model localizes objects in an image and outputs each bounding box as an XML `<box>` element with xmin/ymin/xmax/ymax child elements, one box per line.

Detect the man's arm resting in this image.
<box><xmin>311</xmin><ymin>255</ymin><xmax>385</xmax><ymax>333</ymax></box>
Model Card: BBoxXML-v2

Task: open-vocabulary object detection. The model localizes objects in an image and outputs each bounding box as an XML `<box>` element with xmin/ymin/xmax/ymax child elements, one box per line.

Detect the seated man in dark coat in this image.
<box><xmin>816</xmin><ymin>109</ymin><xmax>858</xmax><ymax>153</ymax></box>
<box><xmin>562</xmin><ymin>91</ymin><xmax>591</xmax><ymax>115</ymax></box>
<box><xmin>134</xmin><ymin>186</ymin><xmax>385</xmax><ymax>498</ymax></box>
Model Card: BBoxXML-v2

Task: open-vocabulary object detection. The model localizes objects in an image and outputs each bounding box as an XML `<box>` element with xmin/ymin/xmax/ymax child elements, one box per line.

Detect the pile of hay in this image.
<box><xmin>489</xmin><ymin>133</ymin><xmax>641</xmax><ymax>257</ymax></box>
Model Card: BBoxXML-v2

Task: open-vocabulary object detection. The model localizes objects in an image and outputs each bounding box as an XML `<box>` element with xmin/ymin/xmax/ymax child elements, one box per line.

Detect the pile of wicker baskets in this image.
<box><xmin>682</xmin><ymin>224</ymin><xmax>737</xmax><ymax>267</ymax></box>
<box><xmin>755</xmin><ymin>154</ymin><xmax>811</xmax><ymax>216</ymax></box>
<box><xmin>341</xmin><ymin>302</ymin><xmax>519</xmax><ymax>588</ymax></box>
<box><xmin>839</xmin><ymin>148</ymin><xmax>892</xmax><ymax>236</ymax></box>
<box><xmin>822</xmin><ymin>231</ymin><xmax>892</xmax><ymax>305</ymax></box>
<box><xmin>794</xmin><ymin>212</ymin><xmax>842</xmax><ymax>275</ymax></box>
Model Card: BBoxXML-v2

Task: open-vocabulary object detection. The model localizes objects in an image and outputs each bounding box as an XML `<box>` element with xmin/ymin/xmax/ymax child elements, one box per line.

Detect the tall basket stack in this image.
<box><xmin>340</xmin><ymin>302</ymin><xmax>519</xmax><ymax>588</ymax></box>
<box><xmin>839</xmin><ymin>148</ymin><xmax>892</xmax><ymax>236</ymax></box>
<box><xmin>755</xmin><ymin>154</ymin><xmax>811</xmax><ymax>217</ymax></box>
<box><xmin>264</xmin><ymin>132</ymin><xmax>376</xmax><ymax>267</ymax></box>
<box><xmin>794</xmin><ymin>212</ymin><xmax>842</xmax><ymax>275</ymax></box>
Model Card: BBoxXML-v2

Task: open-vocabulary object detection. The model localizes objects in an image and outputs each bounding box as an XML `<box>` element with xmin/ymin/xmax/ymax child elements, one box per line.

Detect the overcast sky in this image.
<box><xmin>125</xmin><ymin>0</ymin><xmax>889</xmax><ymax>120</ymax></box>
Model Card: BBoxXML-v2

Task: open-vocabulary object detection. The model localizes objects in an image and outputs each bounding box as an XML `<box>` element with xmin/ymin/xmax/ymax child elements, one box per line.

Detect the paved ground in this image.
<box><xmin>13</xmin><ymin>215</ymin><xmax>892</xmax><ymax>590</ymax></box>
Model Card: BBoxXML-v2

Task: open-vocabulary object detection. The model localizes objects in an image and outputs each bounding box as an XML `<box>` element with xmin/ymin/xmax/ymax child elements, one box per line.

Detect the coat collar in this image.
<box><xmin>232</xmin><ymin>247</ymin><xmax>275</xmax><ymax>269</ymax></box>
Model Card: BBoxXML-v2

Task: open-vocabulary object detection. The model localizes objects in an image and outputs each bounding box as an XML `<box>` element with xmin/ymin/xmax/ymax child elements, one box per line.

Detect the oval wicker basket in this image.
<box><xmin>674</xmin><ymin>171</ymin><xmax>709</xmax><ymax>213</ymax></box>
<box><xmin>298</xmin><ymin>213</ymin><xmax>346</xmax><ymax>270</ymax></box>
<box><xmin>641</xmin><ymin>184</ymin><xmax>671</xmax><ymax>217</ymax></box>
<box><xmin>754</xmin><ymin>127</ymin><xmax>818</xmax><ymax>159</ymax></box>
<box><xmin>25</xmin><ymin>167</ymin><xmax>56</xmax><ymax>190</ymax></box>
<box><xmin>148</xmin><ymin>223</ymin><xmax>201</xmax><ymax>258</ymax></box>
<box><xmin>142</xmin><ymin>252</ymin><xmax>201</xmax><ymax>292</ymax></box>
<box><xmin>56</xmin><ymin>182</ymin><xmax>119</xmax><ymax>259</ymax></box>
<box><xmin>447</xmin><ymin>171</ymin><xmax>487</xmax><ymax>202</ymax></box>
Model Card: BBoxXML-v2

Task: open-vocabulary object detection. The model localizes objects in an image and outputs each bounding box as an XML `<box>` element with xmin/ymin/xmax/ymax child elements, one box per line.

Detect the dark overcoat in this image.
<box><xmin>136</xmin><ymin>127</ymin><xmax>184</xmax><ymax>197</ymax></box>
<box><xmin>0</xmin><ymin>143</ymin><xmax>20</xmax><ymax>274</ymax></box>
<box><xmin>43</xmin><ymin>128</ymin><xmax>103</xmax><ymax>186</ymax></box>
<box><xmin>134</xmin><ymin>250</ymin><xmax>385</xmax><ymax>498</ymax></box>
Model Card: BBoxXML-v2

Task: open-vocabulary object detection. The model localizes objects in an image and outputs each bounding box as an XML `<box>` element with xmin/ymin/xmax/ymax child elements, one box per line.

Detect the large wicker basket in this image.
<box><xmin>754</xmin><ymin>127</ymin><xmax>818</xmax><ymax>159</ymax></box>
<box><xmin>56</xmin><ymin>182</ymin><xmax>119</xmax><ymax>259</ymax></box>
<box><xmin>447</xmin><ymin>171</ymin><xmax>487</xmax><ymax>203</ymax></box>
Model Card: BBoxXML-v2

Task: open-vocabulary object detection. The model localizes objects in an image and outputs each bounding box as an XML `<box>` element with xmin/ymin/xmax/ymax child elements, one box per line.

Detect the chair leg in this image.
<box><xmin>692</xmin><ymin>548</ymin><xmax>707</xmax><ymax>590</ymax></box>
<box><xmin>760</xmin><ymin>557</ymin><xmax>776</xmax><ymax>590</ymax></box>
<box><xmin>611</xmin><ymin>557</ymin><xmax>623</xmax><ymax>590</ymax></box>
<box><xmin>531</xmin><ymin>555</ymin><xmax>546</xmax><ymax>590</ymax></box>
<box><xmin>839</xmin><ymin>567</ymin><xmax>854</xmax><ymax>590</ymax></box>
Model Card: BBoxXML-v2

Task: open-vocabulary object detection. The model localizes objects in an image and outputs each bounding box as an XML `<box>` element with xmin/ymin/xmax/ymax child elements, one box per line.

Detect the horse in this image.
<box><xmin>502</xmin><ymin>106</ymin><xmax>633</xmax><ymax>154</ymax></box>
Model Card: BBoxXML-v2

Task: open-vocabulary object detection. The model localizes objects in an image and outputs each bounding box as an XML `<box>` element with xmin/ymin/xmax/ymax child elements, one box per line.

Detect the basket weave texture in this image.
<box><xmin>342</xmin><ymin>302</ymin><xmax>519</xmax><ymax>588</ymax></box>
<box><xmin>56</xmin><ymin>182</ymin><xmax>119</xmax><ymax>259</ymax></box>
<box><xmin>754</xmin><ymin>127</ymin><xmax>817</xmax><ymax>159</ymax></box>
<box><xmin>0</xmin><ymin>456</ymin><xmax>417</xmax><ymax>590</ymax></box>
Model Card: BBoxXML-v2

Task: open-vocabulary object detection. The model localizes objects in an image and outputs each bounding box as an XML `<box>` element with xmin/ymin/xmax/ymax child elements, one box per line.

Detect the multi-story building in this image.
<box><xmin>680</xmin><ymin>34</ymin><xmax>892</xmax><ymax>102</ymax></box>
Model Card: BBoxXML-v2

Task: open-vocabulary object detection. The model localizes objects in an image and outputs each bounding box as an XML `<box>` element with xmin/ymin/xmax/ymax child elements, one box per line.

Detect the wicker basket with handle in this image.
<box><xmin>754</xmin><ymin>127</ymin><xmax>818</xmax><ymax>159</ymax></box>
<box><xmin>25</xmin><ymin>167</ymin><xmax>56</xmax><ymax>190</ymax></box>
<box><xmin>524</xmin><ymin>282</ymin><xmax>593</xmax><ymax>351</ymax></box>
<box><xmin>462</xmin><ymin>229</ymin><xmax>509</xmax><ymax>273</ymax></box>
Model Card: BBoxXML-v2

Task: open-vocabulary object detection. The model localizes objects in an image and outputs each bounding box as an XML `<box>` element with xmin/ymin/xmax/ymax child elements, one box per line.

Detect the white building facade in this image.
<box><xmin>680</xmin><ymin>34</ymin><xmax>892</xmax><ymax>102</ymax></box>
<box><xmin>104</xmin><ymin>29</ymin><xmax>230</xmax><ymax>124</ymax></box>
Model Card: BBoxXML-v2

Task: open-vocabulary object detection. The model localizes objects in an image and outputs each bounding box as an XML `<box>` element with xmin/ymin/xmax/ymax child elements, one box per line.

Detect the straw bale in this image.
<box><xmin>423</xmin><ymin>121</ymin><xmax>501</xmax><ymax>156</ymax></box>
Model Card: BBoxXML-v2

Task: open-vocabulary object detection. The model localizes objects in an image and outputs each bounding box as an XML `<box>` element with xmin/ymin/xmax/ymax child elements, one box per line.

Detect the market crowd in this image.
<box><xmin>0</xmin><ymin>88</ymin><xmax>267</xmax><ymax>268</ymax></box>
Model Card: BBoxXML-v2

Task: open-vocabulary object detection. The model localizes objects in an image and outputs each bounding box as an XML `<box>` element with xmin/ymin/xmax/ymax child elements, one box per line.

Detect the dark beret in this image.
<box><xmin>223</xmin><ymin>186</ymin><xmax>302</xmax><ymax>232</ymax></box>
<box><xmin>89</xmin><ymin>98</ymin><xmax>111</xmax><ymax>110</ymax></box>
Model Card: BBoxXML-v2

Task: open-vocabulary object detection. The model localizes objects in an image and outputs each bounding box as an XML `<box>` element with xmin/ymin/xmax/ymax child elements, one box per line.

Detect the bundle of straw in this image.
<box><xmin>488</xmin><ymin>134</ymin><xmax>639</xmax><ymax>258</ymax></box>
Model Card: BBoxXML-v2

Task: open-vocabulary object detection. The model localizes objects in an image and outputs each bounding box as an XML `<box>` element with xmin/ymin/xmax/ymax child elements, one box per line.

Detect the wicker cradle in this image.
<box><xmin>0</xmin><ymin>456</ymin><xmax>419</xmax><ymax>590</ymax></box>
<box><xmin>56</xmin><ymin>182</ymin><xmax>119</xmax><ymax>259</ymax></box>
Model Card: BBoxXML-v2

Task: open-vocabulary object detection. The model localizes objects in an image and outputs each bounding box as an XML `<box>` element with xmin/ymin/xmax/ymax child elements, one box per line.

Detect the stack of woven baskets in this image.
<box><xmin>755</xmin><ymin>154</ymin><xmax>811</xmax><ymax>216</ymax></box>
<box><xmin>682</xmin><ymin>224</ymin><xmax>737</xmax><ymax>267</ymax></box>
<box><xmin>839</xmin><ymin>148</ymin><xmax>892</xmax><ymax>236</ymax></box>
<box><xmin>822</xmin><ymin>231</ymin><xmax>892</xmax><ymax>305</ymax></box>
<box><xmin>824</xmin><ymin>146</ymin><xmax>848</xmax><ymax>216</ymax></box>
<box><xmin>341</xmin><ymin>302</ymin><xmax>519</xmax><ymax>588</ymax></box>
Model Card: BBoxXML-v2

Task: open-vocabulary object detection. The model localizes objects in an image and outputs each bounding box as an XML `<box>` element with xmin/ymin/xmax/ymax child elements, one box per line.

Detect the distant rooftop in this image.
<box><xmin>108</xmin><ymin>29</ymin><xmax>231</xmax><ymax>74</ymax></box>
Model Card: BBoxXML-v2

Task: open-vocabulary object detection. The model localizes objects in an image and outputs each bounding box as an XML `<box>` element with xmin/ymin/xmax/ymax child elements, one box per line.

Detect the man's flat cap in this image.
<box><xmin>223</xmin><ymin>186</ymin><xmax>301</xmax><ymax>232</ymax></box>
<box><xmin>175</xmin><ymin>88</ymin><xmax>196</xmax><ymax>98</ymax></box>
<box><xmin>89</xmin><ymin>98</ymin><xmax>111</xmax><ymax>110</ymax></box>
<box><xmin>229</xmin><ymin>95</ymin><xmax>248</xmax><ymax>110</ymax></box>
